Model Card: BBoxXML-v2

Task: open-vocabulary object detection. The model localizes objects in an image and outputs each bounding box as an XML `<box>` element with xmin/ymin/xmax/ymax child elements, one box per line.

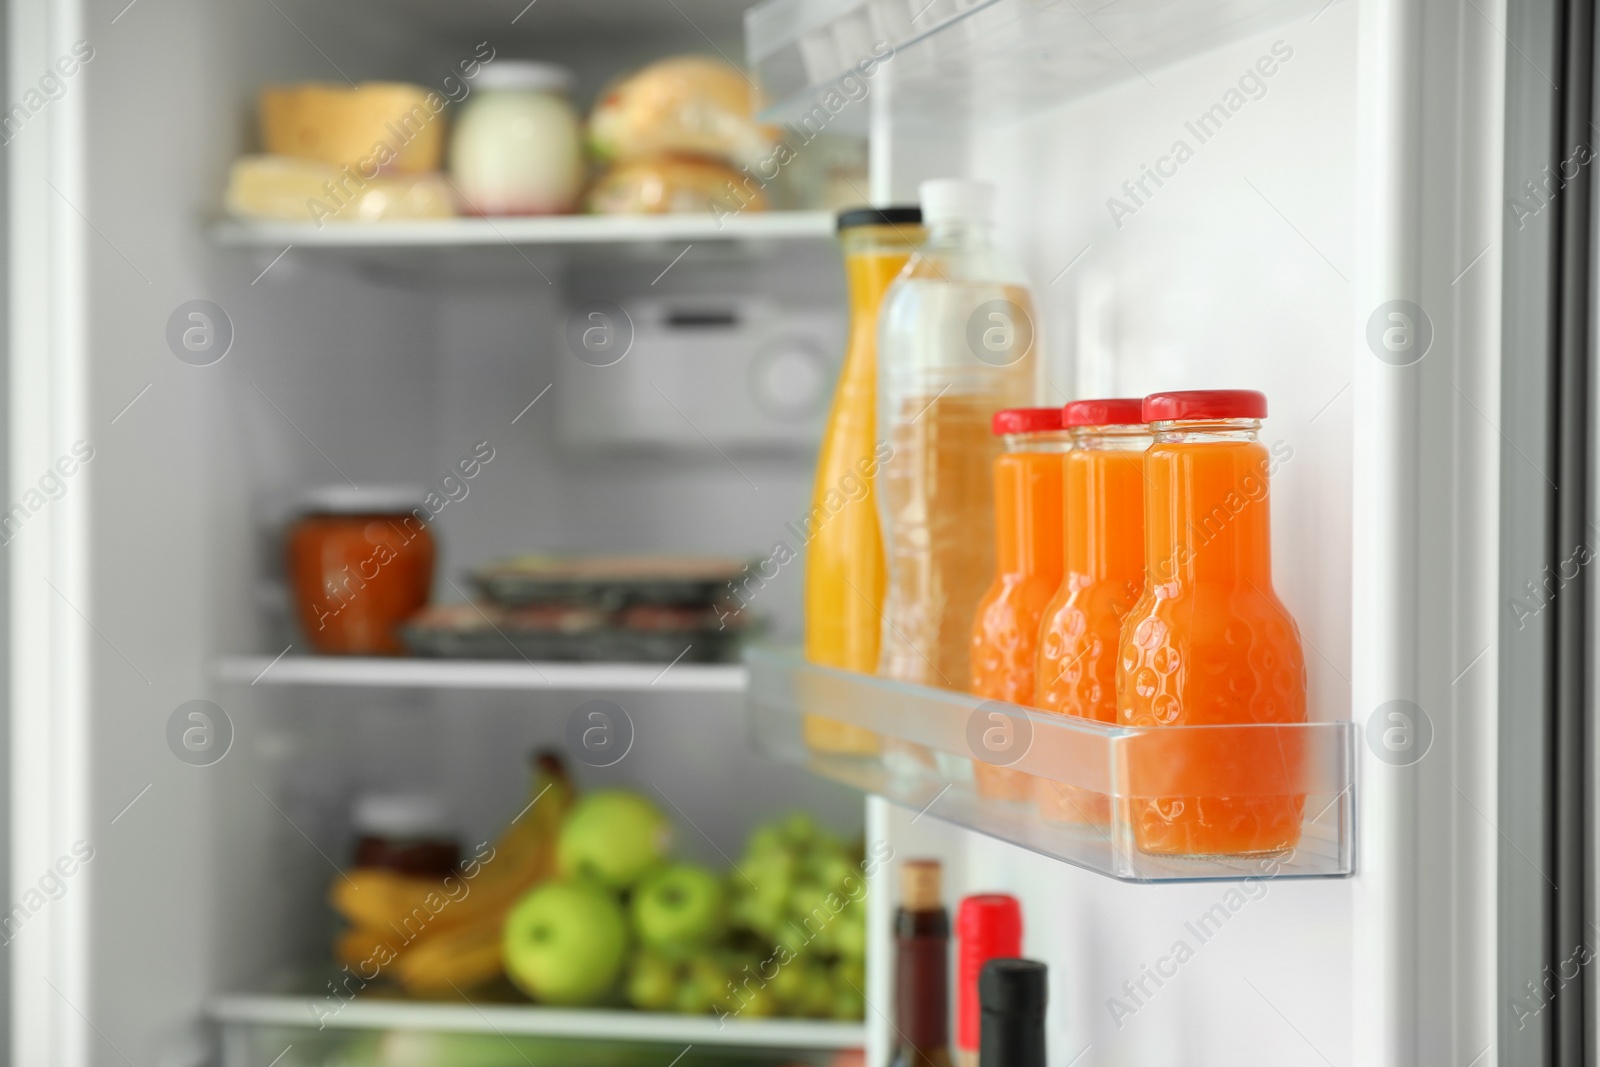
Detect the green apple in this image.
<box><xmin>503</xmin><ymin>881</ymin><xmax>629</xmax><ymax>1005</ymax></box>
<box><xmin>633</xmin><ymin>864</ymin><xmax>725</xmax><ymax>952</ymax></box>
<box><xmin>626</xmin><ymin>950</ymin><xmax>680</xmax><ymax>1012</ymax></box>
<box><xmin>557</xmin><ymin>790</ymin><xmax>673</xmax><ymax>889</ymax></box>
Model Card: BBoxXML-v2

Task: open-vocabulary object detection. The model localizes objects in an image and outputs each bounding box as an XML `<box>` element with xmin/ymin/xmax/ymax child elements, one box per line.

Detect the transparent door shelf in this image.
<box><xmin>745</xmin><ymin>0</ymin><xmax>1323</xmax><ymax>128</ymax></box>
<box><xmin>745</xmin><ymin>648</ymin><xmax>1354</xmax><ymax>882</ymax></box>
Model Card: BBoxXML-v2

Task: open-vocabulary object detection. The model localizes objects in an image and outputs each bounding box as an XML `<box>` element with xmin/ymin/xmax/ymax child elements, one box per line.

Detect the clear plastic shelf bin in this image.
<box><xmin>744</xmin><ymin>647</ymin><xmax>1354</xmax><ymax>883</ymax></box>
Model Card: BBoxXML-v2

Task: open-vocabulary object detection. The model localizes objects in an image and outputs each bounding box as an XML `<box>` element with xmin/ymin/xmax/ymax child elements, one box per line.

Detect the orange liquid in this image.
<box><xmin>1033</xmin><ymin>438</ymin><xmax>1146</xmax><ymax>825</ymax></box>
<box><xmin>1118</xmin><ymin>435</ymin><xmax>1307</xmax><ymax>856</ymax></box>
<box><xmin>804</xmin><ymin>228</ymin><xmax>920</xmax><ymax>753</ymax></box>
<box><xmin>969</xmin><ymin>441</ymin><xmax>1063</xmax><ymax>800</ymax></box>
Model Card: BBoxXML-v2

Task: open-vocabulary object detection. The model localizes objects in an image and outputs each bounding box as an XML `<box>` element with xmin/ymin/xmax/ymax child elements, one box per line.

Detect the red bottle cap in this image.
<box><xmin>956</xmin><ymin>894</ymin><xmax>1024</xmax><ymax>1052</ymax></box>
<box><xmin>1061</xmin><ymin>398</ymin><xmax>1145</xmax><ymax>428</ymax></box>
<box><xmin>992</xmin><ymin>408</ymin><xmax>1064</xmax><ymax>436</ymax></box>
<box><xmin>1142</xmin><ymin>389</ymin><xmax>1268</xmax><ymax>422</ymax></box>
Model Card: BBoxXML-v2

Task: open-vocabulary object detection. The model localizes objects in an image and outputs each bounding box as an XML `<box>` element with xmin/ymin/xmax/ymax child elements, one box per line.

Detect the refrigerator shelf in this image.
<box><xmin>746</xmin><ymin>0</ymin><xmax>1322</xmax><ymax>128</ymax></box>
<box><xmin>210</xmin><ymin>211</ymin><xmax>836</xmax><ymax>251</ymax></box>
<box><xmin>210</xmin><ymin>655</ymin><xmax>747</xmax><ymax>693</ymax></box>
<box><xmin>211</xmin><ymin>994</ymin><xmax>863</xmax><ymax>1067</ymax></box>
<box><xmin>745</xmin><ymin>647</ymin><xmax>1355</xmax><ymax>882</ymax></box>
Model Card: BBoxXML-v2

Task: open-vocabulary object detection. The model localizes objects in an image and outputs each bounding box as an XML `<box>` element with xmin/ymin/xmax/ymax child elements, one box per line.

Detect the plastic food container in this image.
<box><xmin>471</xmin><ymin>556</ymin><xmax>753</xmax><ymax>610</ymax></box>
<box><xmin>285</xmin><ymin>486</ymin><xmax>435</xmax><ymax>655</ymax></box>
<box><xmin>400</xmin><ymin>601</ymin><xmax>757</xmax><ymax>662</ymax></box>
<box><xmin>449</xmin><ymin>61</ymin><xmax>583</xmax><ymax>215</ymax></box>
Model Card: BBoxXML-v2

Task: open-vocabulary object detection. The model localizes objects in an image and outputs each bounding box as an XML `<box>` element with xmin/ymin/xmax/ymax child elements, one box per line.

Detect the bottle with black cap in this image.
<box><xmin>978</xmin><ymin>959</ymin><xmax>1047</xmax><ymax>1067</ymax></box>
<box><xmin>804</xmin><ymin>204</ymin><xmax>924</xmax><ymax>756</ymax></box>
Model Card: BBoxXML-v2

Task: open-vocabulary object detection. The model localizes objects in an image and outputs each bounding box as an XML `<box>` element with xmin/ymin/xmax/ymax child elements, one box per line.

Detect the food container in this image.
<box><xmin>286</xmin><ymin>486</ymin><xmax>435</xmax><ymax>655</ymax></box>
<box><xmin>449</xmin><ymin>61</ymin><xmax>584</xmax><ymax>216</ymax></box>
<box><xmin>400</xmin><ymin>601</ymin><xmax>757</xmax><ymax>663</ymax></box>
<box><xmin>350</xmin><ymin>793</ymin><xmax>459</xmax><ymax>876</ymax></box>
<box><xmin>471</xmin><ymin>555</ymin><xmax>753</xmax><ymax>610</ymax></box>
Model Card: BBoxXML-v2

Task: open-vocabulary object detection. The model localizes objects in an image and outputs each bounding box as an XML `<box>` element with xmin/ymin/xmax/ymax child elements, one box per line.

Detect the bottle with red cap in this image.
<box><xmin>956</xmin><ymin>894</ymin><xmax>1024</xmax><ymax>1067</ymax></box>
<box><xmin>1033</xmin><ymin>399</ymin><xmax>1150</xmax><ymax>826</ymax></box>
<box><xmin>1117</xmin><ymin>389</ymin><xmax>1307</xmax><ymax>857</ymax></box>
<box><xmin>968</xmin><ymin>408</ymin><xmax>1067</xmax><ymax>801</ymax></box>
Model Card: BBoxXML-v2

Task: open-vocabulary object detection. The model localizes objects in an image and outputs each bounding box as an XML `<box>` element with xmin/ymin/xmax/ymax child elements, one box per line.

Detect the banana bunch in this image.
<box><xmin>330</xmin><ymin>751</ymin><xmax>575</xmax><ymax>995</ymax></box>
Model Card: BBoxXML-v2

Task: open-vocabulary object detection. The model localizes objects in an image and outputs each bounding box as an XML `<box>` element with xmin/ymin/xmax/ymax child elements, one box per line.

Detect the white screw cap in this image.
<box><xmin>919</xmin><ymin>179</ymin><xmax>995</xmax><ymax>225</ymax></box>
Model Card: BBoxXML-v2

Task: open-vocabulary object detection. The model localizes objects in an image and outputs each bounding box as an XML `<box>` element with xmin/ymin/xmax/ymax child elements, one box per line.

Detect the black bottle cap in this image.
<box><xmin>837</xmin><ymin>206</ymin><xmax>923</xmax><ymax>231</ymax></box>
<box><xmin>979</xmin><ymin>959</ymin><xmax>1047</xmax><ymax>1067</ymax></box>
<box><xmin>980</xmin><ymin>958</ymin><xmax>1048</xmax><ymax>1017</ymax></box>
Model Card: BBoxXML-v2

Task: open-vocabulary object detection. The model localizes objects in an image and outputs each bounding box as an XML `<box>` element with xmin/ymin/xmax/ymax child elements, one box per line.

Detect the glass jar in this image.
<box><xmin>449</xmin><ymin>62</ymin><xmax>583</xmax><ymax>215</ymax></box>
<box><xmin>1116</xmin><ymin>389</ymin><xmax>1307</xmax><ymax>856</ymax></box>
<box><xmin>351</xmin><ymin>793</ymin><xmax>459</xmax><ymax>876</ymax></box>
<box><xmin>1033</xmin><ymin>399</ymin><xmax>1150</xmax><ymax>826</ymax></box>
<box><xmin>286</xmin><ymin>487</ymin><xmax>435</xmax><ymax>655</ymax></box>
<box><xmin>969</xmin><ymin>408</ymin><xmax>1068</xmax><ymax>802</ymax></box>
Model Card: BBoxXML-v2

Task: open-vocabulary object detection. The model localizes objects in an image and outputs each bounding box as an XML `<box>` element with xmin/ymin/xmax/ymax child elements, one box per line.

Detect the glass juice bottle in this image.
<box><xmin>1117</xmin><ymin>389</ymin><xmax>1307</xmax><ymax>856</ymax></box>
<box><xmin>877</xmin><ymin>179</ymin><xmax>1039</xmax><ymax>701</ymax></box>
<box><xmin>969</xmin><ymin>409</ymin><xmax>1066</xmax><ymax>801</ymax></box>
<box><xmin>1033</xmin><ymin>399</ymin><xmax>1149</xmax><ymax>826</ymax></box>
<box><xmin>804</xmin><ymin>207</ymin><xmax>924</xmax><ymax>754</ymax></box>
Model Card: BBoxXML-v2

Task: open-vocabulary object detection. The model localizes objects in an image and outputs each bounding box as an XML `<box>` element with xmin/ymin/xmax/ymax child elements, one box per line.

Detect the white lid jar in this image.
<box><xmin>449</xmin><ymin>62</ymin><xmax>583</xmax><ymax>216</ymax></box>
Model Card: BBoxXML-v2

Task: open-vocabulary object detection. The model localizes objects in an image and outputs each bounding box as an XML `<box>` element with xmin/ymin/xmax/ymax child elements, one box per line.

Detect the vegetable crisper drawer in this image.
<box><xmin>744</xmin><ymin>647</ymin><xmax>1354</xmax><ymax>883</ymax></box>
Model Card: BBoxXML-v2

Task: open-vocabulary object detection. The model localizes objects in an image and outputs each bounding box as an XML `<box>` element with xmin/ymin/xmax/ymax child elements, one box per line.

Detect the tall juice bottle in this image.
<box><xmin>1033</xmin><ymin>399</ymin><xmax>1149</xmax><ymax>825</ymax></box>
<box><xmin>877</xmin><ymin>180</ymin><xmax>1039</xmax><ymax>712</ymax></box>
<box><xmin>804</xmin><ymin>207</ymin><xmax>925</xmax><ymax>754</ymax></box>
<box><xmin>969</xmin><ymin>409</ymin><xmax>1066</xmax><ymax>801</ymax></box>
<box><xmin>1117</xmin><ymin>389</ymin><xmax>1307</xmax><ymax>856</ymax></box>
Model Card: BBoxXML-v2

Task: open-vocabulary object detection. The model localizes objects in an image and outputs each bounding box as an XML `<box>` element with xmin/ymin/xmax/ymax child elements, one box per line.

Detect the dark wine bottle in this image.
<box><xmin>978</xmin><ymin>959</ymin><xmax>1048</xmax><ymax>1067</ymax></box>
<box><xmin>888</xmin><ymin>860</ymin><xmax>952</xmax><ymax>1067</ymax></box>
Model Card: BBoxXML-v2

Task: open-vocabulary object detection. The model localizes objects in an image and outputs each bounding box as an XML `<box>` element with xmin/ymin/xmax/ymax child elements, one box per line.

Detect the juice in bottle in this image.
<box><xmin>804</xmin><ymin>207</ymin><xmax>925</xmax><ymax>754</ymax></box>
<box><xmin>969</xmin><ymin>408</ymin><xmax>1066</xmax><ymax>801</ymax></box>
<box><xmin>1033</xmin><ymin>399</ymin><xmax>1149</xmax><ymax>825</ymax></box>
<box><xmin>878</xmin><ymin>180</ymin><xmax>1039</xmax><ymax>709</ymax></box>
<box><xmin>1118</xmin><ymin>389</ymin><xmax>1307</xmax><ymax>856</ymax></box>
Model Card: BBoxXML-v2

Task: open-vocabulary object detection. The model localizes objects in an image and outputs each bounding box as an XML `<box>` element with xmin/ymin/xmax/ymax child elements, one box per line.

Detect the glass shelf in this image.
<box><xmin>746</xmin><ymin>0</ymin><xmax>1324</xmax><ymax>129</ymax></box>
<box><xmin>212</xmin><ymin>993</ymin><xmax>863</xmax><ymax>1067</ymax></box>
<box><xmin>744</xmin><ymin>647</ymin><xmax>1354</xmax><ymax>882</ymax></box>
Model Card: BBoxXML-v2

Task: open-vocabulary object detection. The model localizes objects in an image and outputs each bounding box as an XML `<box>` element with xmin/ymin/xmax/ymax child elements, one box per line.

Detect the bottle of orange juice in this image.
<box><xmin>877</xmin><ymin>180</ymin><xmax>1039</xmax><ymax>696</ymax></box>
<box><xmin>1034</xmin><ymin>399</ymin><xmax>1149</xmax><ymax>825</ymax></box>
<box><xmin>1118</xmin><ymin>389</ymin><xmax>1306</xmax><ymax>856</ymax></box>
<box><xmin>803</xmin><ymin>207</ymin><xmax>924</xmax><ymax>754</ymax></box>
<box><xmin>969</xmin><ymin>408</ymin><xmax>1067</xmax><ymax>801</ymax></box>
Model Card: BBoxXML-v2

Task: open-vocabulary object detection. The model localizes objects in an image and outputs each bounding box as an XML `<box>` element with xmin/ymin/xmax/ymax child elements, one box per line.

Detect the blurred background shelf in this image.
<box><xmin>210</xmin><ymin>211</ymin><xmax>837</xmax><ymax>249</ymax></box>
<box><xmin>746</xmin><ymin>0</ymin><xmax>1323</xmax><ymax>129</ymax></box>
<box><xmin>209</xmin><ymin>993</ymin><xmax>866</xmax><ymax>1047</ymax></box>
<box><xmin>211</xmin><ymin>655</ymin><xmax>748</xmax><ymax>692</ymax></box>
<box><xmin>745</xmin><ymin>647</ymin><xmax>1356</xmax><ymax>882</ymax></box>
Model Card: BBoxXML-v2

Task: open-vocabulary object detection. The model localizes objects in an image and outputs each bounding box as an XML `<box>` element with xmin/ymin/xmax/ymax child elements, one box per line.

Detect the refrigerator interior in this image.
<box><xmin>6</xmin><ymin>0</ymin><xmax>1509</xmax><ymax>1063</ymax></box>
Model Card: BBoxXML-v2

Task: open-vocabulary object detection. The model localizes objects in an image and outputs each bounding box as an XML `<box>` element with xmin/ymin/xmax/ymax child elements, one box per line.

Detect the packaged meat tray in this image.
<box><xmin>471</xmin><ymin>555</ymin><xmax>753</xmax><ymax>610</ymax></box>
<box><xmin>400</xmin><ymin>601</ymin><xmax>757</xmax><ymax>663</ymax></box>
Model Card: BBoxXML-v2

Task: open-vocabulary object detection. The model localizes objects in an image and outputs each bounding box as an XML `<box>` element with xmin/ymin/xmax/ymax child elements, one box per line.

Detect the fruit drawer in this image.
<box><xmin>743</xmin><ymin>648</ymin><xmax>1355</xmax><ymax>882</ymax></box>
